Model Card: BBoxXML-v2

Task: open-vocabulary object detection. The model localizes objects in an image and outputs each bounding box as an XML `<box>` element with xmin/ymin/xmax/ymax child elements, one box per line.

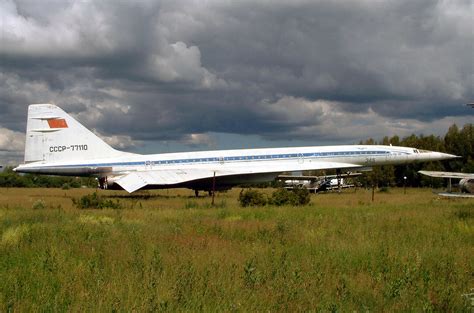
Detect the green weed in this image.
<box><xmin>72</xmin><ymin>192</ymin><xmax>122</xmax><ymax>209</ymax></box>
<box><xmin>238</xmin><ymin>189</ymin><xmax>267</xmax><ymax>207</ymax></box>
<box><xmin>0</xmin><ymin>187</ymin><xmax>472</xmax><ymax>311</ymax></box>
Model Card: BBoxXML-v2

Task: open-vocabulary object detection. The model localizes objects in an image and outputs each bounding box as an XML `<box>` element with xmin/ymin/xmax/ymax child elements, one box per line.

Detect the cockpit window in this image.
<box><xmin>412</xmin><ymin>149</ymin><xmax>430</xmax><ymax>153</ymax></box>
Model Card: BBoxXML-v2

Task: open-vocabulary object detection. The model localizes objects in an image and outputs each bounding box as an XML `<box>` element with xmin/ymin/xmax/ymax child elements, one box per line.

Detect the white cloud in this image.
<box><xmin>149</xmin><ymin>41</ymin><xmax>227</xmax><ymax>89</ymax></box>
<box><xmin>258</xmin><ymin>97</ymin><xmax>334</xmax><ymax>125</ymax></box>
<box><xmin>181</xmin><ymin>133</ymin><xmax>216</xmax><ymax>147</ymax></box>
<box><xmin>0</xmin><ymin>128</ymin><xmax>24</xmax><ymax>152</ymax></box>
<box><xmin>0</xmin><ymin>0</ymin><xmax>114</xmax><ymax>57</ymax></box>
<box><xmin>0</xmin><ymin>0</ymin><xmax>227</xmax><ymax>89</ymax></box>
<box><xmin>259</xmin><ymin>96</ymin><xmax>474</xmax><ymax>143</ymax></box>
<box><xmin>0</xmin><ymin>72</ymin><xmax>52</xmax><ymax>106</ymax></box>
<box><xmin>92</xmin><ymin>129</ymin><xmax>140</xmax><ymax>150</ymax></box>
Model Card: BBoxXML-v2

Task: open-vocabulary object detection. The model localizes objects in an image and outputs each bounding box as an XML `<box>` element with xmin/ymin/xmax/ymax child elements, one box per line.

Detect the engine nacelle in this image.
<box><xmin>459</xmin><ymin>178</ymin><xmax>474</xmax><ymax>194</ymax></box>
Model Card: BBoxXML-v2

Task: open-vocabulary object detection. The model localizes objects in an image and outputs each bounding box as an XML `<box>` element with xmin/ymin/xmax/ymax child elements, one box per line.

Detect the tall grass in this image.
<box><xmin>0</xmin><ymin>187</ymin><xmax>472</xmax><ymax>311</ymax></box>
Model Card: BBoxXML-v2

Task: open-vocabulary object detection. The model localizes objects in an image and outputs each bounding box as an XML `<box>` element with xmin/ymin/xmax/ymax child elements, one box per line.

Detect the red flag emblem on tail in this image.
<box><xmin>47</xmin><ymin>119</ymin><xmax>68</xmax><ymax>128</ymax></box>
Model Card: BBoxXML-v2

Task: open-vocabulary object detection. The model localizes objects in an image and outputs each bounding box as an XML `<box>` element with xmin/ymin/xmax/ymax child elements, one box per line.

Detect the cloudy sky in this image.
<box><xmin>1</xmin><ymin>0</ymin><xmax>473</xmax><ymax>165</ymax></box>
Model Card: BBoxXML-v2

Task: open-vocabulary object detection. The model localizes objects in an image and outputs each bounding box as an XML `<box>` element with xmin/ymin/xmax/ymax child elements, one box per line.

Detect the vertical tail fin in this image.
<box><xmin>24</xmin><ymin>104</ymin><xmax>129</xmax><ymax>163</ymax></box>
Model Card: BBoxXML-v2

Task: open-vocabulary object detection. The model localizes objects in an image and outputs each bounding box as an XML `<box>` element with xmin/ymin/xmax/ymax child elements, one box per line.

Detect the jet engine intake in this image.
<box><xmin>459</xmin><ymin>178</ymin><xmax>474</xmax><ymax>194</ymax></box>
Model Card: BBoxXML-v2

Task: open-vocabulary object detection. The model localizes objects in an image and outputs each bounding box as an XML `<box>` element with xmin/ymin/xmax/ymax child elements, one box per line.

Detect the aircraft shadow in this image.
<box><xmin>101</xmin><ymin>193</ymin><xmax>205</xmax><ymax>200</ymax></box>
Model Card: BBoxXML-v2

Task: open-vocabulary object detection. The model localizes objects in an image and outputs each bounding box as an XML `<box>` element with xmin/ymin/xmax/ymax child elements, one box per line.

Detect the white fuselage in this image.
<box><xmin>15</xmin><ymin>145</ymin><xmax>449</xmax><ymax>177</ymax></box>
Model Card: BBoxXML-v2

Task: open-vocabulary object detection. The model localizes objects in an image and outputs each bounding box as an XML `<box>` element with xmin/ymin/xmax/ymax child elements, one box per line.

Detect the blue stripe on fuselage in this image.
<box><xmin>36</xmin><ymin>150</ymin><xmax>407</xmax><ymax>169</ymax></box>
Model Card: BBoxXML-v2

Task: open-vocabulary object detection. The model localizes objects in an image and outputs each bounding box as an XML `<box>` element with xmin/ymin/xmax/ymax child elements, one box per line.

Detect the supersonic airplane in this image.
<box><xmin>14</xmin><ymin>104</ymin><xmax>456</xmax><ymax>194</ymax></box>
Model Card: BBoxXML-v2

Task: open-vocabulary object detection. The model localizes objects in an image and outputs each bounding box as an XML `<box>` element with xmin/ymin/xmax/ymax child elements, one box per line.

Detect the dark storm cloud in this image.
<box><xmin>0</xmin><ymin>0</ymin><xmax>472</xmax><ymax>163</ymax></box>
<box><xmin>196</xmin><ymin>0</ymin><xmax>472</xmax><ymax>108</ymax></box>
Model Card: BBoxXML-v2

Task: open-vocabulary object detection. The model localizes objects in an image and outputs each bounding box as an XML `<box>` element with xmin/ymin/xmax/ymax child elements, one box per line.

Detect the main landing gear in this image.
<box><xmin>98</xmin><ymin>177</ymin><xmax>108</xmax><ymax>189</ymax></box>
<box><xmin>193</xmin><ymin>190</ymin><xmax>214</xmax><ymax>197</ymax></box>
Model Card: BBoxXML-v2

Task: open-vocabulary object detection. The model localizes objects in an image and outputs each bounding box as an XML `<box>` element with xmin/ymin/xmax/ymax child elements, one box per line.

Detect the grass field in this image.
<box><xmin>0</xmin><ymin>187</ymin><xmax>473</xmax><ymax>312</ymax></box>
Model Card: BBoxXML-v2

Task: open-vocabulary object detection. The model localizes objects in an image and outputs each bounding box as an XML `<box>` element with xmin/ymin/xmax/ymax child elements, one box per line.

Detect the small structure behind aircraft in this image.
<box><xmin>279</xmin><ymin>172</ymin><xmax>362</xmax><ymax>193</ymax></box>
<box><xmin>418</xmin><ymin>170</ymin><xmax>474</xmax><ymax>198</ymax></box>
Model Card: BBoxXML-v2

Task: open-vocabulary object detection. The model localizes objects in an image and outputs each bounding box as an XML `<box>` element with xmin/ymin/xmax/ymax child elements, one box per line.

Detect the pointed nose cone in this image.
<box><xmin>433</xmin><ymin>152</ymin><xmax>459</xmax><ymax>161</ymax></box>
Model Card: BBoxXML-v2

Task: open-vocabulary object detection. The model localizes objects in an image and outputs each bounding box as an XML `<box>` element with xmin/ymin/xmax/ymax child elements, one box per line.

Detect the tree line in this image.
<box><xmin>358</xmin><ymin>123</ymin><xmax>474</xmax><ymax>188</ymax></box>
<box><xmin>0</xmin><ymin>167</ymin><xmax>96</xmax><ymax>189</ymax></box>
<box><xmin>0</xmin><ymin>123</ymin><xmax>472</xmax><ymax>189</ymax></box>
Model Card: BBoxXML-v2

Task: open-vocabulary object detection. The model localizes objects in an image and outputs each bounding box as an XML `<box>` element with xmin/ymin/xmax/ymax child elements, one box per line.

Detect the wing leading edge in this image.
<box><xmin>418</xmin><ymin>170</ymin><xmax>474</xmax><ymax>179</ymax></box>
